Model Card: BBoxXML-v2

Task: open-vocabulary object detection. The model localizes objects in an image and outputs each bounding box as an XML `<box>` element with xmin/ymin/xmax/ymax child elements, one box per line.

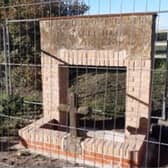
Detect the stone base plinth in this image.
<box><xmin>19</xmin><ymin>118</ymin><xmax>146</xmax><ymax>168</ymax></box>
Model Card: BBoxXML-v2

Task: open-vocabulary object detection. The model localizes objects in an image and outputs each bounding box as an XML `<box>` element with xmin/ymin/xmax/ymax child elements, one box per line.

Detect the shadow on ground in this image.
<box><xmin>0</xmin><ymin>137</ymin><xmax>19</xmax><ymax>152</ymax></box>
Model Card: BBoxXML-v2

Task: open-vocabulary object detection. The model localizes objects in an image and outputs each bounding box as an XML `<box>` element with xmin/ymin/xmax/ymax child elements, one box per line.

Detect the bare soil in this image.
<box><xmin>0</xmin><ymin>137</ymin><xmax>92</xmax><ymax>168</ymax></box>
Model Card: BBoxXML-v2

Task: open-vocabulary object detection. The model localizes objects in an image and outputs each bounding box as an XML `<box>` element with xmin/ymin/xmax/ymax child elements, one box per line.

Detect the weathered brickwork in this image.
<box><xmin>19</xmin><ymin>13</ymin><xmax>156</xmax><ymax>167</ymax></box>
<box><xmin>19</xmin><ymin>122</ymin><xmax>145</xmax><ymax>168</ymax></box>
<box><xmin>40</xmin><ymin>14</ymin><xmax>155</xmax><ymax>133</ymax></box>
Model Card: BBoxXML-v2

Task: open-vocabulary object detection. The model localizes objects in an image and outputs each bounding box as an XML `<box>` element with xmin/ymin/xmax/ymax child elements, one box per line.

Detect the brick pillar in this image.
<box><xmin>125</xmin><ymin>60</ymin><xmax>152</xmax><ymax>135</ymax></box>
<box><xmin>42</xmin><ymin>52</ymin><xmax>68</xmax><ymax>122</ymax></box>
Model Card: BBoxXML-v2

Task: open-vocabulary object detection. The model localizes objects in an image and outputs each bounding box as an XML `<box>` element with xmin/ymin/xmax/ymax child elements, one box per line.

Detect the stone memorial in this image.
<box><xmin>19</xmin><ymin>13</ymin><xmax>156</xmax><ymax>168</ymax></box>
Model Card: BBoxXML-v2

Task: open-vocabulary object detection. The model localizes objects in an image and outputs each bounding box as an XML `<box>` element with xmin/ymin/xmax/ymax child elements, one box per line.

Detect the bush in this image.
<box><xmin>0</xmin><ymin>94</ymin><xmax>24</xmax><ymax>116</ymax></box>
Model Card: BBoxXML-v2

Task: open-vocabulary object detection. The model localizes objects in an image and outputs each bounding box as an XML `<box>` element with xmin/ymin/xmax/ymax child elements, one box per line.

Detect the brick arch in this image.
<box><xmin>40</xmin><ymin>14</ymin><xmax>156</xmax><ymax>135</ymax></box>
<box><xmin>41</xmin><ymin>49</ymin><xmax>152</xmax><ymax>135</ymax></box>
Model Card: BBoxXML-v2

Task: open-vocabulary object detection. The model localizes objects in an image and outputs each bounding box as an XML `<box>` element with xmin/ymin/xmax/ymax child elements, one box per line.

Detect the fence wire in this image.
<box><xmin>0</xmin><ymin>0</ymin><xmax>168</xmax><ymax>168</ymax></box>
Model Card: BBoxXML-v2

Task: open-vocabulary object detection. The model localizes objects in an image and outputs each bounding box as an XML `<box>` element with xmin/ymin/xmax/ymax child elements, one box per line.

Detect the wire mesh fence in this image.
<box><xmin>0</xmin><ymin>0</ymin><xmax>168</xmax><ymax>168</ymax></box>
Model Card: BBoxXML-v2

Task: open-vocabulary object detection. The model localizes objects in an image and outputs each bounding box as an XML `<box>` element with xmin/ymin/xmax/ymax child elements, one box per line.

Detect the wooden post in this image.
<box><xmin>58</xmin><ymin>93</ymin><xmax>91</xmax><ymax>137</ymax></box>
<box><xmin>68</xmin><ymin>93</ymin><xmax>78</xmax><ymax>137</ymax></box>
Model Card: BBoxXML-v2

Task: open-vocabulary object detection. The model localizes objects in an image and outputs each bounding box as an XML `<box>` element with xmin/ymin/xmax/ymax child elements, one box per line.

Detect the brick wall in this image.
<box><xmin>19</xmin><ymin>122</ymin><xmax>146</xmax><ymax>168</ymax></box>
<box><xmin>40</xmin><ymin>13</ymin><xmax>156</xmax><ymax>133</ymax></box>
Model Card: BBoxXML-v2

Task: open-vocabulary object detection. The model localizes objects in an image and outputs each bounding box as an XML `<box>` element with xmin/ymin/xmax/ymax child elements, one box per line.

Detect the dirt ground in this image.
<box><xmin>0</xmin><ymin>151</ymin><xmax>89</xmax><ymax>168</ymax></box>
<box><xmin>0</xmin><ymin>137</ymin><xmax>92</xmax><ymax>168</ymax></box>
